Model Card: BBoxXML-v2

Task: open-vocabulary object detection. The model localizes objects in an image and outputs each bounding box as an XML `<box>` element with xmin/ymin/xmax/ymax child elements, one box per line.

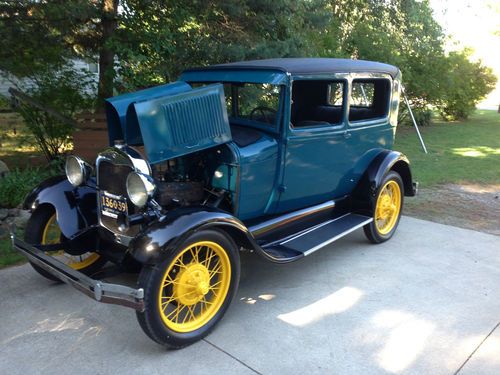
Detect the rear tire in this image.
<box><xmin>24</xmin><ymin>205</ymin><xmax>106</xmax><ymax>281</ymax></box>
<box><xmin>364</xmin><ymin>171</ymin><xmax>404</xmax><ymax>244</ymax></box>
<box><xmin>136</xmin><ymin>229</ymin><xmax>240</xmax><ymax>348</ymax></box>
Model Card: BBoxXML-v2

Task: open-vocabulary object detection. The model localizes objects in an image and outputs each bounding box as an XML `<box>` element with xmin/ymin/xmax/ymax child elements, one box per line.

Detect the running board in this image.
<box><xmin>258</xmin><ymin>213</ymin><xmax>372</xmax><ymax>263</ymax></box>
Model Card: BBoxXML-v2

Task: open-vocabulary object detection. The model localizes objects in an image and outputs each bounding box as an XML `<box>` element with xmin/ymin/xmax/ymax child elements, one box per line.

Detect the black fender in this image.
<box><xmin>23</xmin><ymin>175</ymin><xmax>98</xmax><ymax>238</ymax></box>
<box><xmin>128</xmin><ymin>206</ymin><xmax>258</xmax><ymax>265</ymax></box>
<box><xmin>352</xmin><ymin>149</ymin><xmax>416</xmax><ymax>213</ymax></box>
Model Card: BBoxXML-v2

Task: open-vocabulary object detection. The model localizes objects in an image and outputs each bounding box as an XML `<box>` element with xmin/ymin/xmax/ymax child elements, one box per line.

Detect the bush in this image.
<box><xmin>0</xmin><ymin>164</ymin><xmax>61</xmax><ymax>208</ymax></box>
<box><xmin>437</xmin><ymin>50</ymin><xmax>497</xmax><ymax>121</ymax></box>
<box><xmin>398</xmin><ymin>101</ymin><xmax>433</xmax><ymax>127</ymax></box>
<box><xmin>15</xmin><ymin>65</ymin><xmax>96</xmax><ymax>161</ymax></box>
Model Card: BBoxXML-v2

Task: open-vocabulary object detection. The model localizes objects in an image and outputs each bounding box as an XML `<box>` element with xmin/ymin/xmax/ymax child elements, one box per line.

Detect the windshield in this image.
<box><xmin>192</xmin><ymin>82</ymin><xmax>281</xmax><ymax>128</ymax></box>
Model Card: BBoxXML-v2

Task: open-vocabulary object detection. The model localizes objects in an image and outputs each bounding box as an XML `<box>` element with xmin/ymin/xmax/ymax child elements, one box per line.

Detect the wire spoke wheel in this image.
<box><xmin>41</xmin><ymin>214</ymin><xmax>101</xmax><ymax>270</ymax></box>
<box><xmin>374</xmin><ymin>181</ymin><xmax>401</xmax><ymax>235</ymax></box>
<box><xmin>136</xmin><ymin>229</ymin><xmax>240</xmax><ymax>348</ymax></box>
<box><xmin>158</xmin><ymin>241</ymin><xmax>231</xmax><ymax>333</ymax></box>
<box><xmin>25</xmin><ymin>206</ymin><xmax>105</xmax><ymax>281</ymax></box>
<box><xmin>364</xmin><ymin>171</ymin><xmax>404</xmax><ymax>244</ymax></box>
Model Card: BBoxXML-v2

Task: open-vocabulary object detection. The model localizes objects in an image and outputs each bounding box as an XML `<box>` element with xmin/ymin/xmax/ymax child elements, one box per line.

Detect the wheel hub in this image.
<box><xmin>378</xmin><ymin>195</ymin><xmax>393</xmax><ymax>219</ymax></box>
<box><xmin>173</xmin><ymin>263</ymin><xmax>211</xmax><ymax>306</ymax></box>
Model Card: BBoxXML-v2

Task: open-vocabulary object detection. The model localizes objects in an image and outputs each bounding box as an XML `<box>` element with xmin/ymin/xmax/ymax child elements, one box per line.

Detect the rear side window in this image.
<box><xmin>349</xmin><ymin>79</ymin><xmax>390</xmax><ymax>122</ymax></box>
<box><xmin>291</xmin><ymin>80</ymin><xmax>345</xmax><ymax>128</ymax></box>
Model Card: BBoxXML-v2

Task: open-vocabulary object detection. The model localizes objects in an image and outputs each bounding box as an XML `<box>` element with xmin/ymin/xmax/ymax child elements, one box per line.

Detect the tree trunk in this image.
<box><xmin>97</xmin><ymin>0</ymin><xmax>119</xmax><ymax>107</ymax></box>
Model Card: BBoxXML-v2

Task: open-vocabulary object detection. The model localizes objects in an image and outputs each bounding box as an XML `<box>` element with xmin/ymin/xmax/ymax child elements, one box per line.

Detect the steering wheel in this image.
<box><xmin>249</xmin><ymin>106</ymin><xmax>277</xmax><ymax>124</ymax></box>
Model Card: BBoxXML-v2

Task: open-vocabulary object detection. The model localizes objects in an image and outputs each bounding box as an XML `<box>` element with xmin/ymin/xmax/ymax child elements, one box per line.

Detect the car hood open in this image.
<box><xmin>105</xmin><ymin>82</ymin><xmax>232</xmax><ymax>164</ymax></box>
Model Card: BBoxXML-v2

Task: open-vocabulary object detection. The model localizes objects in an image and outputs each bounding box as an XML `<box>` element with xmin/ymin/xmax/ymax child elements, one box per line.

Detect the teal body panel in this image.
<box><xmin>178</xmin><ymin>69</ymin><xmax>402</xmax><ymax>220</ymax></box>
<box><xmin>131</xmin><ymin>84</ymin><xmax>231</xmax><ymax>164</ymax></box>
<box><xmin>231</xmin><ymin>135</ymin><xmax>280</xmax><ymax>220</ymax></box>
<box><xmin>180</xmin><ymin>69</ymin><xmax>288</xmax><ymax>85</ymax></box>
<box><xmin>105</xmin><ymin>81</ymin><xmax>191</xmax><ymax>145</ymax></box>
<box><xmin>274</xmin><ymin>72</ymin><xmax>400</xmax><ymax>213</ymax></box>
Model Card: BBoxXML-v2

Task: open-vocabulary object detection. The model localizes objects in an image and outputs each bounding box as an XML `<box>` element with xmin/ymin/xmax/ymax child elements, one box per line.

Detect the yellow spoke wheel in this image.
<box><xmin>41</xmin><ymin>214</ymin><xmax>101</xmax><ymax>270</ymax></box>
<box><xmin>364</xmin><ymin>171</ymin><xmax>404</xmax><ymax>244</ymax></box>
<box><xmin>25</xmin><ymin>206</ymin><xmax>104</xmax><ymax>281</ymax></box>
<box><xmin>374</xmin><ymin>180</ymin><xmax>401</xmax><ymax>235</ymax></box>
<box><xmin>136</xmin><ymin>230</ymin><xmax>240</xmax><ymax>348</ymax></box>
<box><xmin>158</xmin><ymin>241</ymin><xmax>231</xmax><ymax>333</ymax></box>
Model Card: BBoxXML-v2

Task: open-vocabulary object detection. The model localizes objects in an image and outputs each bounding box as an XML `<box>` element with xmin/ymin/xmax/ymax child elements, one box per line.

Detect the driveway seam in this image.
<box><xmin>203</xmin><ymin>338</ymin><xmax>263</xmax><ymax>375</ymax></box>
<box><xmin>454</xmin><ymin>321</ymin><xmax>500</xmax><ymax>375</ymax></box>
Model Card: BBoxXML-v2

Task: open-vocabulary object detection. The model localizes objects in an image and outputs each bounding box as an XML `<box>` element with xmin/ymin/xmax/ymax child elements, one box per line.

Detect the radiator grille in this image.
<box><xmin>163</xmin><ymin>92</ymin><xmax>228</xmax><ymax>145</ymax></box>
<box><xmin>97</xmin><ymin>160</ymin><xmax>139</xmax><ymax>237</ymax></box>
<box><xmin>98</xmin><ymin>160</ymin><xmax>131</xmax><ymax>196</ymax></box>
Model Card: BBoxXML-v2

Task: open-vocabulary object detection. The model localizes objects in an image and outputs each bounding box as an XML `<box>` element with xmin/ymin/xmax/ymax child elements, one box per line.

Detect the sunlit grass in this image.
<box><xmin>0</xmin><ymin>112</ymin><xmax>44</xmax><ymax>168</ymax></box>
<box><xmin>394</xmin><ymin>110</ymin><xmax>500</xmax><ymax>186</ymax></box>
<box><xmin>452</xmin><ymin>146</ymin><xmax>500</xmax><ymax>158</ymax></box>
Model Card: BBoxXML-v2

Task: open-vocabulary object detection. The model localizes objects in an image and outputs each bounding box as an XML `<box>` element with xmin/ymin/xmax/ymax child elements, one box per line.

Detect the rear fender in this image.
<box><xmin>352</xmin><ymin>150</ymin><xmax>415</xmax><ymax>213</ymax></box>
<box><xmin>128</xmin><ymin>207</ymin><xmax>256</xmax><ymax>265</ymax></box>
<box><xmin>23</xmin><ymin>175</ymin><xmax>98</xmax><ymax>238</ymax></box>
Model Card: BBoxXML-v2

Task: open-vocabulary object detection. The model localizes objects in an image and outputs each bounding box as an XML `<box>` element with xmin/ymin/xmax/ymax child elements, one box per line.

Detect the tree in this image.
<box><xmin>0</xmin><ymin>0</ymin><xmax>117</xmax><ymax>105</ymax></box>
<box><xmin>1</xmin><ymin>0</ymin><xmax>496</xmax><ymax>120</ymax></box>
<box><xmin>112</xmin><ymin>0</ymin><xmax>329</xmax><ymax>89</ymax></box>
<box><xmin>437</xmin><ymin>50</ymin><xmax>496</xmax><ymax>120</ymax></box>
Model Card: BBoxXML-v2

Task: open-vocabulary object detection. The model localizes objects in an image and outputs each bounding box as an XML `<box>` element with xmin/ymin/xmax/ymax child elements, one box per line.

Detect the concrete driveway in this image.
<box><xmin>1</xmin><ymin>216</ymin><xmax>499</xmax><ymax>374</ymax></box>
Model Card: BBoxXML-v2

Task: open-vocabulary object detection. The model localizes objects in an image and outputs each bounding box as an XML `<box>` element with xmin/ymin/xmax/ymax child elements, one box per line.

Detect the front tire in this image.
<box><xmin>364</xmin><ymin>171</ymin><xmax>404</xmax><ymax>243</ymax></box>
<box><xmin>136</xmin><ymin>229</ymin><xmax>240</xmax><ymax>349</ymax></box>
<box><xmin>24</xmin><ymin>205</ymin><xmax>106</xmax><ymax>281</ymax></box>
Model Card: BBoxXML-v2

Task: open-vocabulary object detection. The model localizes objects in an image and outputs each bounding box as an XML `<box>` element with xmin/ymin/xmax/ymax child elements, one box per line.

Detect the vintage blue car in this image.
<box><xmin>13</xmin><ymin>58</ymin><xmax>417</xmax><ymax>348</ymax></box>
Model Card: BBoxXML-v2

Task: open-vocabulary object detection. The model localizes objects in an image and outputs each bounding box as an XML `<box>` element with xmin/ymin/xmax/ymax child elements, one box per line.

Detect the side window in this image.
<box><xmin>350</xmin><ymin>82</ymin><xmax>374</xmax><ymax>107</ymax></box>
<box><xmin>291</xmin><ymin>80</ymin><xmax>345</xmax><ymax>128</ymax></box>
<box><xmin>349</xmin><ymin>79</ymin><xmax>390</xmax><ymax>122</ymax></box>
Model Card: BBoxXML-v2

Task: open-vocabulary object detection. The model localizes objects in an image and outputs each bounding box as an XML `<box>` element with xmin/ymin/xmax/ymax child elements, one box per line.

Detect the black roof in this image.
<box><xmin>185</xmin><ymin>58</ymin><xmax>400</xmax><ymax>78</ymax></box>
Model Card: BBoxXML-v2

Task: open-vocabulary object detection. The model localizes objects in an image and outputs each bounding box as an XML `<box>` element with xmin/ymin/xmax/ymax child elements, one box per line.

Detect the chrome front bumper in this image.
<box><xmin>11</xmin><ymin>233</ymin><xmax>144</xmax><ymax>311</ymax></box>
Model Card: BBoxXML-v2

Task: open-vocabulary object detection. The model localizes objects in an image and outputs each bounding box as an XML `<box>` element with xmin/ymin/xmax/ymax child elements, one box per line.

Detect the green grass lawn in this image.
<box><xmin>394</xmin><ymin>110</ymin><xmax>500</xmax><ymax>186</ymax></box>
<box><xmin>0</xmin><ymin>112</ymin><xmax>45</xmax><ymax>168</ymax></box>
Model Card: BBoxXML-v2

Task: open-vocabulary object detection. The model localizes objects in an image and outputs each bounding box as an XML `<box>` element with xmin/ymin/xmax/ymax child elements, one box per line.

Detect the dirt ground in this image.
<box><xmin>404</xmin><ymin>183</ymin><xmax>500</xmax><ymax>236</ymax></box>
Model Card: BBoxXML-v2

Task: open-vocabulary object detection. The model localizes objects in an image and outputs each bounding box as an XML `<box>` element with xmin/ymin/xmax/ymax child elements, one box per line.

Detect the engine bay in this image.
<box><xmin>150</xmin><ymin>146</ymin><xmax>236</xmax><ymax>212</ymax></box>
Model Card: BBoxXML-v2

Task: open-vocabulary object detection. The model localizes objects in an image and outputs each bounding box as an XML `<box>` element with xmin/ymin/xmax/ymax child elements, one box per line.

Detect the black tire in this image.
<box><xmin>136</xmin><ymin>229</ymin><xmax>240</xmax><ymax>349</ymax></box>
<box><xmin>364</xmin><ymin>171</ymin><xmax>404</xmax><ymax>244</ymax></box>
<box><xmin>24</xmin><ymin>205</ymin><xmax>106</xmax><ymax>281</ymax></box>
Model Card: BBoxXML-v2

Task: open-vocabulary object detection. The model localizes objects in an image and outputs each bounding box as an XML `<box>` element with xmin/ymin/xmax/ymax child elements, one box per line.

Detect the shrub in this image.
<box><xmin>398</xmin><ymin>101</ymin><xmax>433</xmax><ymax>127</ymax></box>
<box><xmin>0</xmin><ymin>164</ymin><xmax>61</xmax><ymax>208</ymax></box>
<box><xmin>15</xmin><ymin>65</ymin><xmax>96</xmax><ymax>161</ymax></box>
<box><xmin>437</xmin><ymin>50</ymin><xmax>497</xmax><ymax>121</ymax></box>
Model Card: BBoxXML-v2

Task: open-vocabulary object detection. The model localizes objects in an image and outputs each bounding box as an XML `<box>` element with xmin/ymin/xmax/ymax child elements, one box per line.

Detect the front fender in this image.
<box><xmin>23</xmin><ymin>175</ymin><xmax>98</xmax><ymax>238</ymax></box>
<box><xmin>128</xmin><ymin>207</ymin><xmax>255</xmax><ymax>265</ymax></box>
<box><xmin>352</xmin><ymin>150</ymin><xmax>415</xmax><ymax>212</ymax></box>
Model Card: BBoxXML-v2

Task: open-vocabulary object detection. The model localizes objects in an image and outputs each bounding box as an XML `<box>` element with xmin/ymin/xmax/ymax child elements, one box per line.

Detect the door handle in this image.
<box><xmin>343</xmin><ymin>132</ymin><xmax>352</xmax><ymax>139</ymax></box>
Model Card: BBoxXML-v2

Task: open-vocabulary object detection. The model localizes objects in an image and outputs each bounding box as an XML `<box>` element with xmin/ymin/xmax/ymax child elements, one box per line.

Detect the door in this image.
<box><xmin>276</xmin><ymin>79</ymin><xmax>353</xmax><ymax>213</ymax></box>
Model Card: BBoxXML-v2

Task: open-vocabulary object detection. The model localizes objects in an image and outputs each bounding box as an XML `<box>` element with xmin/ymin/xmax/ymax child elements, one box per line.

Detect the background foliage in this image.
<box><xmin>0</xmin><ymin>0</ymin><xmax>497</xmax><ymax>122</ymax></box>
<box><xmin>0</xmin><ymin>164</ymin><xmax>59</xmax><ymax>208</ymax></box>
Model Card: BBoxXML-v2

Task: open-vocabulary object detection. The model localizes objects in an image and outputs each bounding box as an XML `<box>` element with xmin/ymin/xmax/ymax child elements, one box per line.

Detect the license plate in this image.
<box><xmin>100</xmin><ymin>191</ymin><xmax>128</xmax><ymax>218</ymax></box>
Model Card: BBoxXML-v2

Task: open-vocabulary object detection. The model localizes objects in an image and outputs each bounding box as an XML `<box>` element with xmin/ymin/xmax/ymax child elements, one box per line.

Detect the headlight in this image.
<box><xmin>65</xmin><ymin>156</ymin><xmax>91</xmax><ymax>187</ymax></box>
<box><xmin>126</xmin><ymin>172</ymin><xmax>156</xmax><ymax>207</ymax></box>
